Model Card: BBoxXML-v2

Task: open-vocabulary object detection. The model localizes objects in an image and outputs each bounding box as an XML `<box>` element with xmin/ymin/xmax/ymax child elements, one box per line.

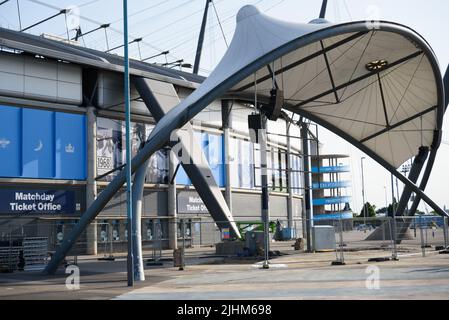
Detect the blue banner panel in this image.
<box><xmin>0</xmin><ymin>189</ymin><xmax>78</xmax><ymax>215</ymax></box>
<box><xmin>312</xmin><ymin>181</ymin><xmax>351</xmax><ymax>189</ymax></box>
<box><xmin>313</xmin><ymin>212</ymin><xmax>354</xmax><ymax>220</ymax></box>
<box><xmin>0</xmin><ymin>105</ymin><xmax>21</xmax><ymax>177</ymax></box>
<box><xmin>55</xmin><ymin>112</ymin><xmax>86</xmax><ymax>180</ymax></box>
<box><xmin>22</xmin><ymin>109</ymin><xmax>55</xmax><ymax>178</ymax></box>
<box><xmin>313</xmin><ymin>196</ymin><xmax>352</xmax><ymax>206</ymax></box>
<box><xmin>312</xmin><ymin>165</ymin><xmax>350</xmax><ymax>173</ymax></box>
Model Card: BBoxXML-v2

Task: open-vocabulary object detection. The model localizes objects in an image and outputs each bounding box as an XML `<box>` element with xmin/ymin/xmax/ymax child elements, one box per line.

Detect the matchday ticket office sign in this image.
<box><xmin>0</xmin><ymin>189</ymin><xmax>83</xmax><ymax>216</ymax></box>
<box><xmin>177</xmin><ymin>192</ymin><xmax>209</xmax><ymax>214</ymax></box>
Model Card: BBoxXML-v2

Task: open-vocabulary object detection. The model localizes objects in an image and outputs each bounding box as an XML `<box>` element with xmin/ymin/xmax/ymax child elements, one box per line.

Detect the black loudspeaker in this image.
<box><xmin>248</xmin><ymin>113</ymin><xmax>266</xmax><ymax>144</ymax></box>
<box><xmin>262</xmin><ymin>88</ymin><xmax>284</xmax><ymax>121</ymax></box>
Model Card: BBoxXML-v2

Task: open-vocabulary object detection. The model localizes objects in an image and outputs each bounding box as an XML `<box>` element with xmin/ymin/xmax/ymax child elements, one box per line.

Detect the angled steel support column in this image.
<box><xmin>395</xmin><ymin>146</ymin><xmax>429</xmax><ymax>217</ymax></box>
<box><xmin>133</xmin><ymin>76</ymin><xmax>241</xmax><ymax>239</ymax></box>
<box><xmin>131</xmin><ymin>156</ymin><xmax>149</xmax><ymax>282</ymax></box>
<box><xmin>408</xmin><ymin>63</ymin><xmax>448</xmax><ymax>217</ymax></box>
<box><xmin>388</xmin><ymin>146</ymin><xmax>428</xmax><ymax>244</ymax></box>
<box><xmin>407</xmin><ymin>125</ymin><xmax>444</xmax><ymax>218</ymax></box>
<box><xmin>319</xmin><ymin>0</ymin><xmax>328</xmax><ymax>19</ymax></box>
<box><xmin>45</xmin><ymin>134</ymin><xmax>157</xmax><ymax>274</ymax></box>
<box><xmin>287</xmin><ymin>107</ymin><xmax>448</xmax><ymax>219</ymax></box>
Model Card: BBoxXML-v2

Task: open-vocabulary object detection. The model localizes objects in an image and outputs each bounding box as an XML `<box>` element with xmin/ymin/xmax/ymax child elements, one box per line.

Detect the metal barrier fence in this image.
<box><xmin>0</xmin><ymin>215</ymin><xmax>447</xmax><ymax>272</ymax></box>
<box><xmin>325</xmin><ymin>216</ymin><xmax>449</xmax><ymax>263</ymax></box>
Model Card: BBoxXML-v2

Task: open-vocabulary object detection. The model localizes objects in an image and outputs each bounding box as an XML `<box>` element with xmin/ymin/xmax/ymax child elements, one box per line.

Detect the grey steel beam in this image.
<box><xmin>193</xmin><ymin>0</ymin><xmax>212</xmax><ymax>74</ymax></box>
<box><xmin>377</xmin><ymin>73</ymin><xmax>391</xmax><ymax>128</ymax></box>
<box><xmin>132</xmin><ymin>76</ymin><xmax>241</xmax><ymax>238</ymax></box>
<box><xmin>293</xmin><ymin>50</ymin><xmax>423</xmax><ymax>109</ymax></box>
<box><xmin>444</xmin><ymin>65</ymin><xmax>449</xmax><ymax>111</ymax></box>
<box><xmin>20</xmin><ymin>9</ymin><xmax>67</xmax><ymax>32</ymax></box>
<box><xmin>360</xmin><ymin>106</ymin><xmax>437</xmax><ymax>143</ymax></box>
<box><xmin>234</xmin><ymin>31</ymin><xmax>368</xmax><ymax>92</ymax></box>
<box><xmin>319</xmin><ymin>0</ymin><xmax>328</xmax><ymax>19</ymax></box>
<box><xmin>320</xmin><ymin>40</ymin><xmax>339</xmax><ymax>103</ymax></box>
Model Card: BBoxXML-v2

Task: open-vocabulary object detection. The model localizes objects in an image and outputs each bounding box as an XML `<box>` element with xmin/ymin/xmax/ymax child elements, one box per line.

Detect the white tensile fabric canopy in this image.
<box><xmin>152</xmin><ymin>5</ymin><xmax>444</xmax><ymax>170</ymax></box>
<box><xmin>228</xmin><ymin>7</ymin><xmax>443</xmax><ymax>169</ymax></box>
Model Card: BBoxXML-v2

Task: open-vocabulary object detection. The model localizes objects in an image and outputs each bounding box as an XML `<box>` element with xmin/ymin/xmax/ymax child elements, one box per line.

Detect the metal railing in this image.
<box><xmin>0</xmin><ymin>215</ymin><xmax>447</xmax><ymax>272</ymax></box>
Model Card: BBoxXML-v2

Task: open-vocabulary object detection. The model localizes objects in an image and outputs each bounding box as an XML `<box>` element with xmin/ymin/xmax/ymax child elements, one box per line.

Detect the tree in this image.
<box><xmin>387</xmin><ymin>198</ymin><xmax>398</xmax><ymax>217</ymax></box>
<box><xmin>376</xmin><ymin>206</ymin><xmax>388</xmax><ymax>215</ymax></box>
<box><xmin>358</xmin><ymin>202</ymin><xmax>376</xmax><ymax>218</ymax></box>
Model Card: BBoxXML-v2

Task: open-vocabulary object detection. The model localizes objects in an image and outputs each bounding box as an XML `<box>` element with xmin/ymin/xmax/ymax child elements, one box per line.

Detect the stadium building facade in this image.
<box><xmin>0</xmin><ymin>27</ymin><xmax>341</xmax><ymax>254</ymax></box>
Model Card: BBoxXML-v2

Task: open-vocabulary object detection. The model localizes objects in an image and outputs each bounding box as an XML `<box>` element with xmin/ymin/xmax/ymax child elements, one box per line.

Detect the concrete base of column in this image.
<box><xmin>86</xmin><ymin>222</ymin><xmax>98</xmax><ymax>255</ymax></box>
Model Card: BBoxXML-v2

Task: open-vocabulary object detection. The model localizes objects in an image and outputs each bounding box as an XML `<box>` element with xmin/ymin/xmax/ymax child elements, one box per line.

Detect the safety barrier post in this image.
<box><xmin>389</xmin><ymin>217</ymin><xmax>398</xmax><ymax>260</ymax></box>
<box><xmin>444</xmin><ymin>217</ymin><xmax>448</xmax><ymax>249</ymax></box>
<box><xmin>419</xmin><ymin>215</ymin><xmax>426</xmax><ymax>257</ymax></box>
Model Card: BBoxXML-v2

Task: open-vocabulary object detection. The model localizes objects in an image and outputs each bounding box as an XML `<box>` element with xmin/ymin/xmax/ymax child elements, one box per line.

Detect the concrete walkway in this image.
<box><xmin>115</xmin><ymin>253</ymin><xmax>449</xmax><ymax>300</ymax></box>
<box><xmin>1</xmin><ymin>246</ymin><xmax>448</xmax><ymax>300</ymax></box>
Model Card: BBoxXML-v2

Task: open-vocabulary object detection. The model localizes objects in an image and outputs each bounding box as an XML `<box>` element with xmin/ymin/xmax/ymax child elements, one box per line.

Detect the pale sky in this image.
<box><xmin>1</xmin><ymin>0</ymin><xmax>448</xmax><ymax>213</ymax></box>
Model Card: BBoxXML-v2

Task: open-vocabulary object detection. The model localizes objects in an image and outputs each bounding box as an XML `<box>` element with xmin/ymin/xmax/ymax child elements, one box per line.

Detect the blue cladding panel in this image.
<box><xmin>0</xmin><ymin>105</ymin><xmax>22</xmax><ymax>177</ymax></box>
<box><xmin>22</xmin><ymin>108</ymin><xmax>55</xmax><ymax>179</ymax></box>
<box><xmin>205</xmin><ymin>133</ymin><xmax>225</xmax><ymax>187</ymax></box>
<box><xmin>176</xmin><ymin>165</ymin><xmax>191</xmax><ymax>186</ymax></box>
<box><xmin>55</xmin><ymin>113</ymin><xmax>86</xmax><ymax>180</ymax></box>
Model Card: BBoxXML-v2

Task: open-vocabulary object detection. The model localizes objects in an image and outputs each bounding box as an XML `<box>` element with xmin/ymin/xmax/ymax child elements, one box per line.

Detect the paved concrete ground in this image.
<box><xmin>1</xmin><ymin>243</ymin><xmax>448</xmax><ymax>300</ymax></box>
<box><xmin>116</xmin><ymin>253</ymin><xmax>449</xmax><ymax>300</ymax></box>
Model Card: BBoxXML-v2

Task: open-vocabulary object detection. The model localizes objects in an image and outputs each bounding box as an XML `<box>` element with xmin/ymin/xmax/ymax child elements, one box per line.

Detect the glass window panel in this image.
<box><xmin>280</xmin><ymin>151</ymin><xmax>287</xmax><ymax>193</ymax></box>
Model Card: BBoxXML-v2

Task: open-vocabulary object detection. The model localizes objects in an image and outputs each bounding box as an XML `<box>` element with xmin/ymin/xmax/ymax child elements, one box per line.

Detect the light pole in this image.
<box><xmin>361</xmin><ymin>157</ymin><xmax>367</xmax><ymax>226</ymax></box>
<box><xmin>123</xmin><ymin>0</ymin><xmax>134</xmax><ymax>287</ymax></box>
